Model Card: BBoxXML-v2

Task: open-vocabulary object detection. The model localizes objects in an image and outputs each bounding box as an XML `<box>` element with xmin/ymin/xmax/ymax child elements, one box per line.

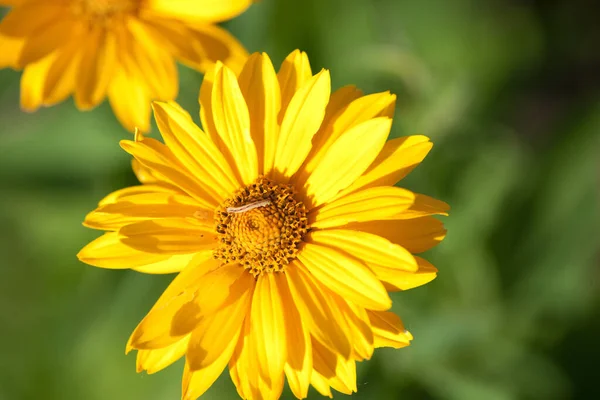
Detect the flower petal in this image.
<box><xmin>0</xmin><ymin>33</ymin><xmax>24</xmax><ymax>68</ymax></box>
<box><xmin>17</xmin><ymin>18</ymin><xmax>77</xmax><ymax>66</ymax></box>
<box><xmin>185</xmin><ymin>22</ymin><xmax>249</xmax><ymax>74</ymax></box>
<box><xmin>336</xmin><ymin>300</ymin><xmax>374</xmax><ymax>361</ymax></box>
<box><xmin>307</xmin><ymin>229</ymin><xmax>418</xmax><ymax>272</ymax></box>
<box><xmin>373</xmin><ymin>255</ymin><xmax>438</xmax><ymax>292</ymax></box>
<box><xmin>20</xmin><ymin>53</ymin><xmax>53</xmax><ymax>111</ymax></box>
<box><xmin>0</xmin><ymin>3</ymin><xmax>62</xmax><ymax>38</ymax></box>
<box><xmin>238</xmin><ymin>52</ymin><xmax>281</xmax><ymax>175</ymax></box>
<box><xmin>312</xmin><ymin>340</ymin><xmax>357</xmax><ymax>395</ymax></box>
<box><xmin>286</xmin><ymin>261</ymin><xmax>351</xmax><ymax>360</ymax></box>
<box><xmin>249</xmin><ymin>273</ymin><xmax>287</xmax><ymax>387</ymax></box>
<box><xmin>152</xmin><ymin>101</ymin><xmax>240</xmax><ymax>198</ymax></box>
<box><xmin>367</xmin><ymin>310</ymin><xmax>413</xmax><ymax>349</ymax></box>
<box><xmin>186</xmin><ymin>271</ymin><xmax>253</xmax><ymax>371</ymax></box>
<box><xmin>297</xmin><ymin>242</ymin><xmax>391</xmax><ymax>311</ymax></box>
<box><xmin>143</xmin><ymin>0</ymin><xmax>252</xmax><ymax>23</ymax></box>
<box><xmin>98</xmin><ymin>184</ymin><xmax>178</xmax><ymax>206</ymax></box>
<box><xmin>211</xmin><ymin>62</ymin><xmax>259</xmax><ymax>185</ymax></box>
<box><xmin>108</xmin><ymin>67</ymin><xmax>151</xmax><ymax>132</ymax></box>
<box><xmin>338</xmin><ymin>135</ymin><xmax>433</xmax><ymax>197</ymax></box>
<box><xmin>395</xmin><ymin>193</ymin><xmax>450</xmax><ymax>219</ymax></box>
<box><xmin>273</xmin><ymin>69</ymin><xmax>331</xmax><ymax>179</ymax></box>
<box><xmin>298</xmin><ymin>91</ymin><xmax>395</xmax><ymax>182</ymax></box>
<box><xmin>170</xmin><ymin>263</ymin><xmax>248</xmax><ymax>336</ymax></box>
<box><xmin>84</xmin><ymin>191</ymin><xmax>204</xmax><ymax>231</ymax></box>
<box><xmin>120</xmin><ymin>137</ymin><xmax>221</xmax><ymax>207</ymax></box>
<box><xmin>303</xmin><ymin>117</ymin><xmax>392</xmax><ymax>208</ymax></box>
<box><xmin>77</xmin><ymin>232</ymin><xmax>171</xmax><ymax>269</ymax></box>
<box><xmin>75</xmin><ymin>26</ymin><xmax>116</xmax><ymax>110</ymax></box>
<box><xmin>310</xmin><ymin>186</ymin><xmax>415</xmax><ymax>229</ymax></box>
<box><xmin>125</xmin><ymin>19</ymin><xmax>178</xmax><ymax>100</ymax></box>
<box><xmin>132</xmin><ymin>252</ymin><xmax>207</xmax><ymax>275</ymax></box>
<box><xmin>280</xmin><ymin>276</ymin><xmax>312</xmax><ymax>400</ymax></box>
<box><xmin>277</xmin><ymin>50</ymin><xmax>312</xmax><ymax>122</ymax></box>
<box><xmin>136</xmin><ymin>335</ymin><xmax>190</xmax><ymax>374</ymax></box>
<box><xmin>118</xmin><ymin>218</ymin><xmax>216</xmax><ymax>254</ymax></box>
<box><xmin>127</xmin><ymin>258</ymin><xmax>222</xmax><ymax>350</ymax></box>
<box><xmin>42</xmin><ymin>35</ymin><xmax>81</xmax><ymax>106</ymax></box>
<box><xmin>345</xmin><ymin>216</ymin><xmax>447</xmax><ymax>254</ymax></box>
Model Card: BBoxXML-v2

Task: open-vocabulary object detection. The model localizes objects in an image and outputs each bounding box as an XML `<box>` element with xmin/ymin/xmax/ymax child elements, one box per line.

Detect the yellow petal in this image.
<box><xmin>17</xmin><ymin>18</ymin><xmax>77</xmax><ymax>67</ymax></box>
<box><xmin>0</xmin><ymin>33</ymin><xmax>24</xmax><ymax>68</ymax></box>
<box><xmin>211</xmin><ymin>62</ymin><xmax>259</xmax><ymax>185</ymax></box>
<box><xmin>185</xmin><ymin>22</ymin><xmax>249</xmax><ymax>74</ymax></box>
<box><xmin>310</xmin><ymin>370</ymin><xmax>333</xmax><ymax>398</ymax></box>
<box><xmin>142</xmin><ymin>0</ymin><xmax>252</xmax><ymax>23</ymax></box>
<box><xmin>373</xmin><ymin>255</ymin><xmax>438</xmax><ymax>292</ymax></box>
<box><xmin>133</xmin><ymin>252</ymin><xmax>206</xmax><ymax>275</ymax></box>
<box><xmin>108</xmin><ymin>67</ymin><xmax>152</xmax><ymax>133</ymax></box>
<box><xmin>310</xmin><ymin>186</ymin><xmax>415</xmax><ymax>229</ymax></box>
<box><xmin>298</xmin><ymin>91</ymin><xmax>396</xmax><ymax>182</ymax></box>
<box><xmin>277</xmin><ymin>50</ymin><xmax>312</xmax><ymax>122</ymax></box>
<box><xmin>395</xmin><ymin>193</ymin><xmax>450</xmax><ymax>219</ymax></box>
<box><xmin>250</xmin><ymin>273</ymin><xmax>287</xmax><ymax>387</ymax></box>
<box><xmin>307</xmin><ymin>229</ymin><xmax>418</xmax><ymax>272</ymax></box>
<box><xmin>297</xmin><ymin>243</ymin><xmax>391</xmax><ymax>311</ymax></box>
<box><xmin>20</xmin><ymin>53</ymin><xmax>53</xmax><ymax>111</ymax></box>
<box><xmin>127</xmin><ymin>257</ymin><xmax>221</xmax><ymax>350</ymax></box>
<box><xmin>367</xmin><ymin>310</ymin><xmax>413</xmax><ymax>349</ymax></box>
<box><xmin>170</xmin><ymin>263</ymin><xmax>248</xmax><ymax>337</ymax></box>
<box><xmin>272</xmin><ymin>69</ymin><xmax>331</xmax><ymax>179</ymax></box>
<box><xmin>118</xmin><ymin>218</ymin><xmax>216</xmax><ymax>254</ymax></box>
<box><xmin>346</xmin><ymin>216</ymin><xmax>447</xmax><ymax>254</ymax></box>
<box><xmin>238</xmin><ymin>52</ymin><xmax>281</xmax><ymax>175</ymax></box>
<box><xmin>98</xmin><ymin>184</ymin><xmax>179</xmax><ymax>206</ymax></box>
<box><xmin>339</xmin><ymin>135</ymin><xmax>434</xmax><ymax>197</ymax></box>
<box><xmin>84</xmin><ymin>191</ymin><xmax>205</xmax><ymax>231</ymax></box>
<box><xmin>229</xmin><ymin>318</ymin><xmax>259</xmax><ymax>399</ymax></box>
<box><xmin>198</xmin><ymin>66</ymin><xmax>222</xmax><ymax>148</ymax></box>
<box><xmin>285</xmin><ymin>261</ymin><xmax>354</xmax><ymax>360</ymax></box>
<box><xmin>312</xmin><ymin>340</ymin><xmax>357</xmax><ymax>394</ymax></box>
<box><xmin>120</xmin><ymin>138</ymin><xmax>221</xmax><ymax>207</ymax></box>
<box><xmin>186</xmin><ymin>271</ymin><xmax>253</xmax><ymax>371</ymax></box>
<box><xmin>336</xmin><ymin>300</ymin><xmax>373</xmax><ymax>361</ymax></box>
<box><xmin>42</xmin><ymin>35</ymin><xmax>81</xmax><ymax>106</ymax></box>
<box><xmin>278</xmin><ymin>272</ymin><xmax>312</xmax><ymax>399</ymax></box>
<box><xmin>152</xmin><ymin>101</ymin><xmax>240</xmax><ymax>198</ymax></box>
<box><xmin>303</xmin><ymin>117</ymin><xmax>392</xmax><ymax>208</ymax></box>
<box><xmin>77</xmin><ymin>231</ymin><xmax>171</xmax><ymax>269</ymax></box>
<box><xmin>75</xmin><ymin>26</ymin><xmax>116</xmax><ymax>110</ymax></box>
<box><xmin>136</xmin><ymin>335</ymin><xmax>190</xmax><ymax>374</ymax></box>
<box><xmin>0</xmin><ymin>3</ymin><xmax>62</xmax><ymax>38</ymax></box>
<box><xmin>125</xmin><ymin>19</ymin><xmax>178</xmax><ymax>100</ymax></box>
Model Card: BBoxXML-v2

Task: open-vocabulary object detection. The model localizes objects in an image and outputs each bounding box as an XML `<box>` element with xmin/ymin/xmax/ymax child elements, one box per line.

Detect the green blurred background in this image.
<box><xmin>1</xmin><ymin>0</ymin><xmax>599</xmax><ymax>399</ymax></box>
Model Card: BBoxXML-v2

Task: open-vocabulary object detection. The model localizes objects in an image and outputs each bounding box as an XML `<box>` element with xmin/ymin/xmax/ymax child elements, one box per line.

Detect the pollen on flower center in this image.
<box><xmin>72</xmin><ymin>0</ymin><xmax>138</xmax><ymax>18</ymax></box>
<box><xmin>214</xmin><ymin>177</ymin><xmax>309</xmax><ymax>277</ymax></box>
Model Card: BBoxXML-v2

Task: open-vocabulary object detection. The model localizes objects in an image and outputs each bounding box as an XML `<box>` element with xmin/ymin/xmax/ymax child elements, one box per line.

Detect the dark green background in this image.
<box><xmin>0</xmin><ymin>0</ymin><xmax>598</xmax><ymax>399</ymax></box>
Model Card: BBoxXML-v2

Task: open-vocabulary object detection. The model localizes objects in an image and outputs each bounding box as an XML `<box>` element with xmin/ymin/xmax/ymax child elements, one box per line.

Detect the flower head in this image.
<box><xmin>0</xmin><ymin>0</ymin><xmax>250</xmax><ymax>131</ymax></box>
<box><xmin>78</xmin><ymin>50</ymin><xmax>449</xmax><ymax>399</ymax></box>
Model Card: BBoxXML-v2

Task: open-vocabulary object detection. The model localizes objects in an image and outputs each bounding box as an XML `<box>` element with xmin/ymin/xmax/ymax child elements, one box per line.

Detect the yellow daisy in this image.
<box><xmin>78</xmin><ymin>50</ymin><xmax>449</xmax><ymax>400</ymax></box>
<box><xmin>0</xmin><ymin>0</ymin><xmax>250</xmax><ymax>132</ymax></box>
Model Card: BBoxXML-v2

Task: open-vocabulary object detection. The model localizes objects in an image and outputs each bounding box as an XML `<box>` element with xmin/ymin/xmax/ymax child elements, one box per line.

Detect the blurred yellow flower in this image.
<box><xmin>0</xmin><ymin>0</ymin><xmax>250</xmax><ymax>132</ymax></box>
<box><xmin>78</xmin><ymin>50</ymin><xmax>449</xmax><ymax>400</ymax></box>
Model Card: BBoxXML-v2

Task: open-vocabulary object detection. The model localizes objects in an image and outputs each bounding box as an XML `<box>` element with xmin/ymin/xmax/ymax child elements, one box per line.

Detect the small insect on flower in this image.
<box><xmin>226</xmin><ymin>199</ymin><xmax>272</xmax><ymax>214</ymax></box>
<box><xmin>0</xmin><ymin>0</ymin><xmax>251</xmax><ymax>132</ymax></box>
<box><xmin>77</xmin><ymin>50</ymin><xmax>449</xmax><ymax>400</ymax></box>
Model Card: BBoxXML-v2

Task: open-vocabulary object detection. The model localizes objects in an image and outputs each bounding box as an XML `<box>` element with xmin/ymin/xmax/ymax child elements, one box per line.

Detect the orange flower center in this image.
<box><xmin>214</xmin><ymin>177</ymin><xmax>309</xmax><ymax>277</ymax></box>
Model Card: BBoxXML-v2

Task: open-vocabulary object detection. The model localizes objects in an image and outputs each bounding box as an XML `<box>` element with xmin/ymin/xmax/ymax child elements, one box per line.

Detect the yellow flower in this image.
<box><xmin>0</xmin><ymin>0</ymin><xmax>250</xmax><ymax>132</ymax></box>
<box><xmin>78</xmin><ymin>50</ymin><xmax>449</xmax><ymax>400</ymax></box>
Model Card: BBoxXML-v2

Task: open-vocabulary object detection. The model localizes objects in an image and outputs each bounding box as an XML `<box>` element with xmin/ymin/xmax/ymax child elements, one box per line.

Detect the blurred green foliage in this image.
<box><xmin>0</xmin><ymin>0</ymin><xmax>598</xmax><ymax>399</ymax></box>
